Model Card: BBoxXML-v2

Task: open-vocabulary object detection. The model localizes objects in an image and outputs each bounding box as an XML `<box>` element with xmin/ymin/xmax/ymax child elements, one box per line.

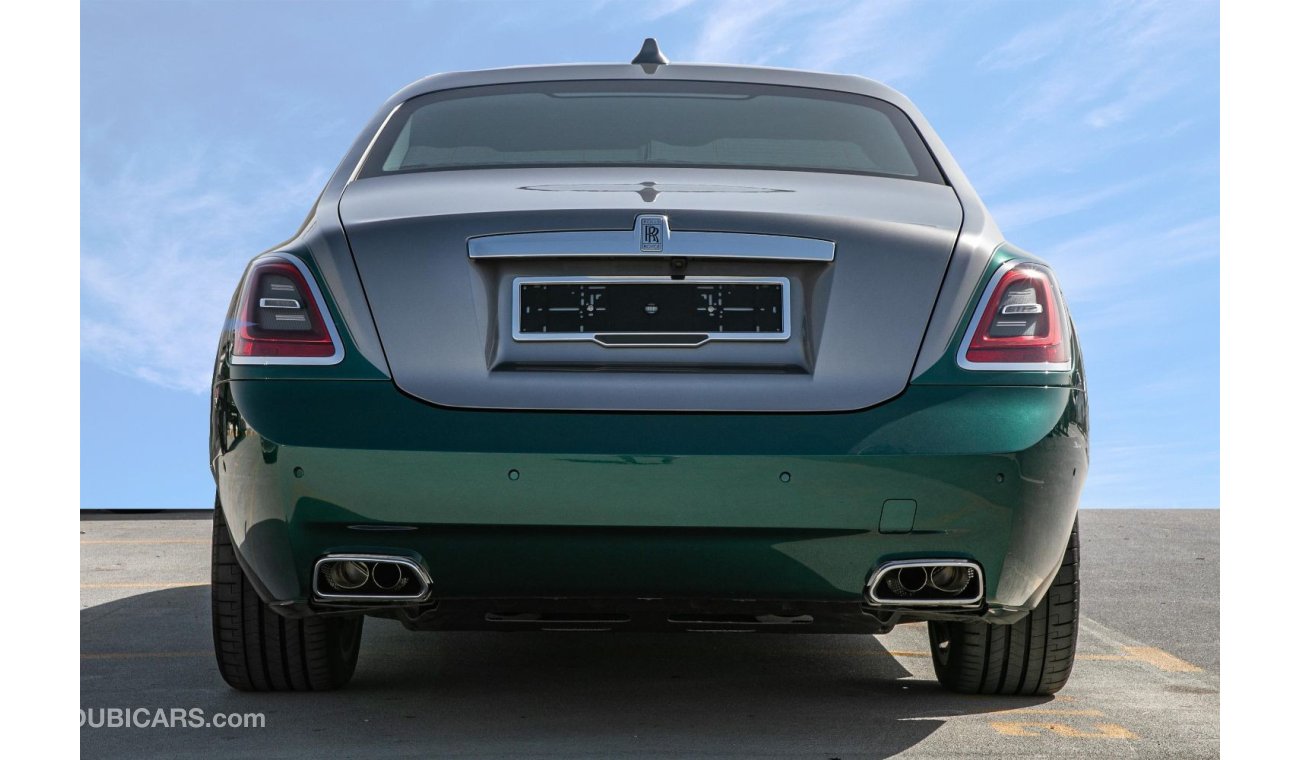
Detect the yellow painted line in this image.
<box><xmin>989</xmin><ymin>721</ymin><xmax>1137</xmax><ymax>739</ymax></box>
<box><xmin>1122</xmin><ymin>646</ymin><xmax>1203</xmax><ymax>673</ymax></box>
<box><xmin>82</xmin><ymin>651</ymin><xmax>208</xmax><ymax>661</ymax></box>
<box><xmin>880</xmin><ymin>648</ymin><xmax>1195</xmax><ymax>666</ymax></box>
<box><xmin>81</xmin><ymin>539</ymin><xmax>208</xmax><ymax>545</ymax></box>
<box><xmin>1003</xmin><ymin>708</ymin><xmax>1105</xmax><ymax>717</ymax></box>
<box><xmin>80</xmin><ymin>582</ymin><xmax>206</xmax><ymax>589</ymax></box>
<box><xmin>855</xmin><ymin>650</ymin><xmax>930</xmax><ymax>659</ymax></box>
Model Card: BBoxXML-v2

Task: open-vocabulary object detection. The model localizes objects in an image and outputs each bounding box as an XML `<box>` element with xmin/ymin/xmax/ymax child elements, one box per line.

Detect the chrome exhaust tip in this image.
<box><xmin>866</xmin><ymin>560</ymin><xmax>984</xmax><ymax>607</ymax></box>
<box><xmin>322</xmin><ymin>560</ymin><xmax>370</xmax><ymax>591</ymax></box>
<box><xmin>369</xmin><ymin>561</ymin><xmax>407</xmax><ymax>591</ymax></box>
<box><xmin>313</xmin><ymin>555</ymin><xmax>431</xmax><ymax>602</ymax></box>
<box><xmin>928</xmin><ymin>564</ymin><xmax>975</xmax><ymax>594</ymax></box>
<box><xmin>886</xmin><ymin>566</ymin><xmax>928</xmax><ymax>596</ymax></box>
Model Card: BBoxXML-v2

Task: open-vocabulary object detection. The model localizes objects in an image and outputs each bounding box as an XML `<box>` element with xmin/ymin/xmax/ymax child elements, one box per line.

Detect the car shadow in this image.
<box><xmin>83</xmin><ymin>586</ymin><xmax>1053</xmax><ymax>758</ymax></box>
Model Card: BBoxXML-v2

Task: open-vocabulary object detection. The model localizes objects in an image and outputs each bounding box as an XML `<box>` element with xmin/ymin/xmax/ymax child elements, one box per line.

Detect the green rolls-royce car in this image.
<box><xmin>210</xmin><ymin>40</ymin><xmax>1086</xmax><ymax>695</ymax></box>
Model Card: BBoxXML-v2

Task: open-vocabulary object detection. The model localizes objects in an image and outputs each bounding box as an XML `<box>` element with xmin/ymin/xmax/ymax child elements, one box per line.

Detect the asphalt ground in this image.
<box><xmin>81</xmin><ymin>509</ymin><xmax>1219</xmax><ymax>758</ymax></box>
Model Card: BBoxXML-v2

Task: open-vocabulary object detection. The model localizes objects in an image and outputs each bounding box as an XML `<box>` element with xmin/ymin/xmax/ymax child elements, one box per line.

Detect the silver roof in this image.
<box><xmin>388</xmin><ymin>62</ymin><xmax>915</xmax><ymax>110</ymax></box>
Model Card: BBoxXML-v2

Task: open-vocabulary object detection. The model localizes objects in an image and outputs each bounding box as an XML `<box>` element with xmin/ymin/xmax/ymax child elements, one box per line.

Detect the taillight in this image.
<box><xmin>231</xmin><ymin>254</ymin><xmax>342</xmax><ymax>364</ymax></box>
<box><xmin>958</xmin><ymin>261</ymin><xmax>1071</xmax><ymax>370</ymax></box>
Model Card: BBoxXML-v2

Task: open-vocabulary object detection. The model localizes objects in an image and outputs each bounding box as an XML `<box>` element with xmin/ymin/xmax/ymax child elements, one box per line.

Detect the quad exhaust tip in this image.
<box><xmin>313</xmin><ymin>555</ymin><xmax>432</xmax><ymax>602</ymax></box>
<box><xmin>866</xmin><ymin>560</ymin><xmax>984</xmax><ymax>607</ymax></box>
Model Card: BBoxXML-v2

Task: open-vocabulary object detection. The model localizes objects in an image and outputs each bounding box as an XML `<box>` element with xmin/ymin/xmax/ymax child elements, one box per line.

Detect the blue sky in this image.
<box><xmin>80</xmin><ymin>0</ymin><xmax>1219</xmax><ymax>508</ymax></box>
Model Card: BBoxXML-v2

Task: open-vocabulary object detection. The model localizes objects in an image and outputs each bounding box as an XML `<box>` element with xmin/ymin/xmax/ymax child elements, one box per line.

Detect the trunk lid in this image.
<box><xmin>338</xmin><ymin>167</ymin><xmax>962</xmax><ymax>412</ymax></box>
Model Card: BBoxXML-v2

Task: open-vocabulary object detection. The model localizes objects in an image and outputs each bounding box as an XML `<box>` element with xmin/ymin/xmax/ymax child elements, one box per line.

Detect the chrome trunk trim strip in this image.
<box><xmin>470</xmin><ymin>228</ymin><xmax>835</xmax><ymax>261</ymax></box>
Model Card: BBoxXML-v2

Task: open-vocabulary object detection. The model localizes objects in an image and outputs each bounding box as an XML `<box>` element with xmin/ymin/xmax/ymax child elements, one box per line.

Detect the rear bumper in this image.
<box><xmin>214</xmin><ymin>380</ymin><xmax>1087</xmax><ymax>624</ymax></box>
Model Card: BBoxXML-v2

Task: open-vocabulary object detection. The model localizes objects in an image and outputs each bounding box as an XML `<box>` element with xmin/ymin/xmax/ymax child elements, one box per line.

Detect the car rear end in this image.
<box><xmin>210</xmin><ymin>61</ymin><xmax>1086</xmax><ymax>692</ymax></box>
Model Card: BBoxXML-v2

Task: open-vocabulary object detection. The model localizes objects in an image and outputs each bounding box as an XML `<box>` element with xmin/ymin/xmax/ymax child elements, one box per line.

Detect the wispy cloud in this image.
<box><xmin>587</xmin><ymin>0</ymin><xmax>699</xmax><ymax>23</ymax></box>
<box><xmin>986</xmin><ymin>1</ymin><xmax>1212</xmax><ymax>125</ymax></box>
<box><xmin>81</xmin><ymin>149</ymin><xmax>327</xmax><ymax>393</ymax></box>
<box><xmin>688</xmin><ymin>0</ymin><xmax>800</xmax><ymax>64</ymax></box>
<box><xmin>794</xmin><ymin>1</ymin><xmax>967</xmax><ymax>86</ymax></box>
<box><xmin>1046</xmin><ymin>214</ymin><xmax>1219</xmax><ymax>304</ymax></box>
<box><xmin>988</xmin><ymin>177</ymin><xmax>1150</xmax><ymax>232</ymax></box>
<box><xmin>794</xmin><ymin>1</ymin><xmax>908</xmax><ymax>72</ymax></box>
<box><xmin>640</xmin><ymin>0</ymin><xmax>699</xmax><ymax>22</ymax></box>
<box><xmin>684</xmin><ymin>0</ymin><xmax>959</xmax><ymax>85</ymax></box>
<box><xmin>958</xmin><ymin>0</ymin><xmax>1217</xmax><ymax>198</ymax></box>
<box><xmin>978</xmin><ymin>9</ymin><xmax>1082</xmax><ymax>72</ymax></box>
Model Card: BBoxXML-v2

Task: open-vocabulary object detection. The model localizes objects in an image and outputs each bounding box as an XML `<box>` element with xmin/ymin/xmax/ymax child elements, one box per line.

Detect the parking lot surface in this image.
<box><xmin>81</xmin><ymin>509</ymin><xmax>1218</xmax><ymax>758</ymax></box>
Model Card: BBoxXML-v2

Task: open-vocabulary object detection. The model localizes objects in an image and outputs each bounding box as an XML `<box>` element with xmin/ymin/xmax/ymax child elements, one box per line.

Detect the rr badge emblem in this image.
<box><xmin>637</xmin><ymin>215</ymin><xmax>669</xmax><ymax>252</ymax></box>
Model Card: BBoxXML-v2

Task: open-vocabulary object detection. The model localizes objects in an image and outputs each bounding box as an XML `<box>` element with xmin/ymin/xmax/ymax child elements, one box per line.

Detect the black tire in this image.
<box><xmin>211</xmin><ymin>501</ymin><xmax>363</xmax><ymax>691</ymax></box>
<box><xmin>928</xmin><ymin>517</ymin><xmax>1079</xmax><ymax>695</ymax></box>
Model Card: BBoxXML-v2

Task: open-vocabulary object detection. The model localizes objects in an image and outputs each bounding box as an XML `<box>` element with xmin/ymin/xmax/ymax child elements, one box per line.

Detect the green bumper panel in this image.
<box><xmin>216</xmin><ymin>380</ymin><xmax>1087</xmax><ymax>614</ymax></box>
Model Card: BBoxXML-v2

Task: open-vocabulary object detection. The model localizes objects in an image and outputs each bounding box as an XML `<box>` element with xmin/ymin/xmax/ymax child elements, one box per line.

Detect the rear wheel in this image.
<box><xmin>927</xmin><ymin>517</ymin><xmax>1079</xmax><ymax>695</ymax></box>
<box><xmin>211</xmin><ymin>500</ymin><xmax>363</xmax><ymax>691</ymax></box>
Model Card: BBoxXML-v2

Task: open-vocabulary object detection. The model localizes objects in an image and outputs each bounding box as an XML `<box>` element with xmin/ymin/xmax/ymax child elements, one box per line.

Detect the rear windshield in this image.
<box><xmin>358</xmin><ymin>80</ymin><xmax>945</xmax><ymax>183</ymax></box>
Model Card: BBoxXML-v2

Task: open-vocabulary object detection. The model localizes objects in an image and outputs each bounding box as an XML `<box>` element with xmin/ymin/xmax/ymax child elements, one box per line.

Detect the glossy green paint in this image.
<box><xmin>213</xmin><ymin>243</ymin><xmax>1087</xmax><ymax>621</ymax></box>
<box><xmin>215</xmin><ymin>378</ymin><xmax>1086</xmax><ymax>616</ymax></box>
<box><xmin>879</xmin><ymin>499</ymin><xmax>917</xmax><ymax>533</ymax></box>
<box><xmin>221</xmin><ymin>380</ymin><xmax>1080</xmax><ymax>456</ymax></box>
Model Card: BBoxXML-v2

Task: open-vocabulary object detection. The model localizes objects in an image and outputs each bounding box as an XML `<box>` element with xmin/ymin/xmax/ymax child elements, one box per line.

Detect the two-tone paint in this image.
<box><xmin>211</xmin><ymin>62</ymin><xmax>1087</xmax><ymax>631</ymax></box>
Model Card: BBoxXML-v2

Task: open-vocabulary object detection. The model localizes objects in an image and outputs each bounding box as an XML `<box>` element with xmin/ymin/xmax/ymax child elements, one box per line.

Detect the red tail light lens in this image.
<box><xmin>959</xmin><ymin>261</ymin><xmax>1071</xmax><ymax>369</ymax></box>
<box><xmin>231</xmin><ymin>255</ymin><xmax>342</xmax><ymax>363</ymax></box>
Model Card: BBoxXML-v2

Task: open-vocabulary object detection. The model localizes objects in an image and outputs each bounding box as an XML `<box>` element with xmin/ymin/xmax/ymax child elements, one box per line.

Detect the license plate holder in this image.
<box><xmin>513</xmin><ymin>277</ymin><xmax>790</xmax><ymax>345</ymax></box>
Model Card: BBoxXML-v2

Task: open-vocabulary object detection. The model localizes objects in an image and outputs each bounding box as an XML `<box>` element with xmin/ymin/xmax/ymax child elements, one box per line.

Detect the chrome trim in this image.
<box><xmin>312</xmin><ymin>554</ymin><xmax>433</xmax><ymax>602</ymax></box>
<box><xmin>865</xmin><ymin>560</ymin><xmax>984</xmax><ymax>608</ymax></box>
<box><xmin>229</xmin><ymin>252</ymin><xmax>346</xmax><ymax>367</ymax></box>
<box><xmin>511</xmin><ymin>275</ymin><xmax>791</xmax><ymax>346</ymax></box>
<box><xmin>345</xmin><ymin>102</ymin><xmax>403</xmax><ymax>185</ymax></box>
<box><xmin>592</xmin><ymin>333</ymin><xmax>709</xmax><ymax>348</ymax></box>
<box><xmin>955</xmin><ymin>259</ymin><xmax>1073</xmax><ymax>372</ymax></box>
<box><xmin>469</xmin><ymin>226</ymin><xmax>835</xmax><ymax>262</ymax></box>
<box><xmin>258</xmin><ymin>297</ymin><xmax>301</xmax><ymax>309</ymax></box>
